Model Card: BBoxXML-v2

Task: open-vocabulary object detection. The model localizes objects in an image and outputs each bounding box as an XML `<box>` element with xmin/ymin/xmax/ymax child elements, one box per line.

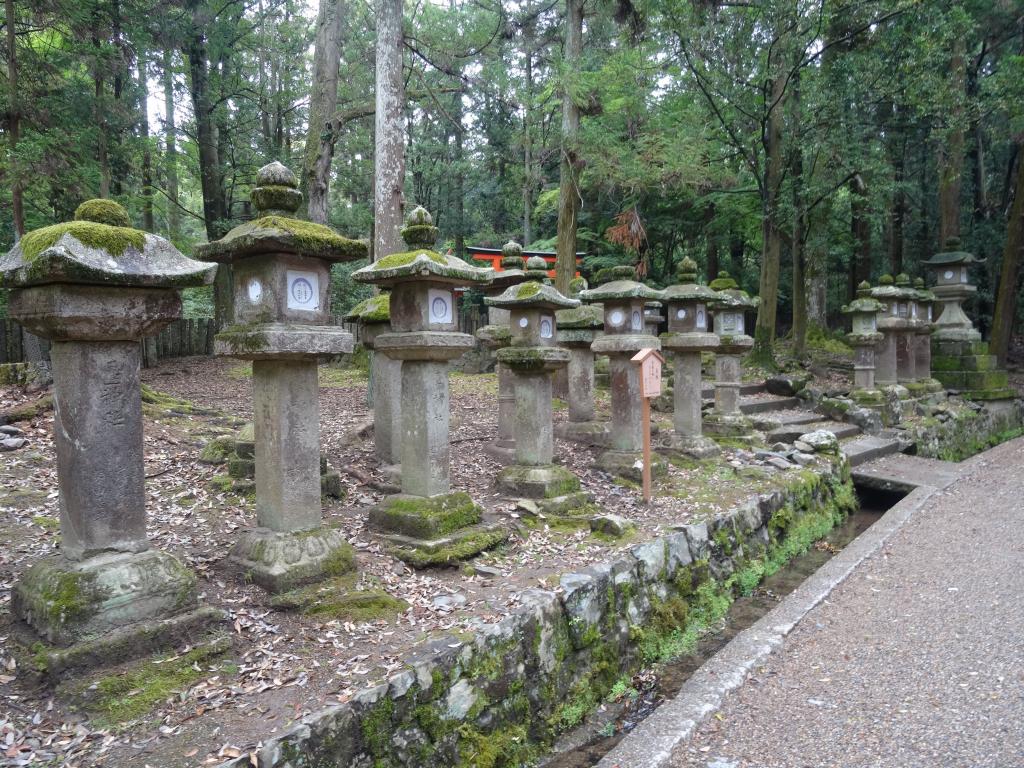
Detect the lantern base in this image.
<box><xmin>368</xmin><ymin>492</ymin><xmax>508</xmax><ymax>568</ymax></box>
<box><xmin>12</xmin><ymin>549</ymin><xmax>205</xmax><ymax>647</ymax></box>
<box><xmin>703</xmin><ymin>411</ymin><xmax>754</xmax><ymax>438</ymax></box>
<box><xmin>596</xmin><ymin>449</ymin><xmax>668</xmax><ymax>482</ymax></box>
<box><xmin>661</xmin><ymin>433</ymin><xmax>721</xmax><ymax>460</ymax></box>
<box><xmin>496</xmin><ymin>463</ymin><xmax>581</xmax><ymax>499</ymax></box>
<box><xmin>229</xmin><ymin>526</ymin><xmax>356</xmax><ymax>593</ymax></box>
<box><xmin>555</xmin><ymin>419</ymin><xmax>609</xmax><ymax>446</ymax></box>
<box><xmin>482</xmin><ymin>439</ymin><xmax>516</xmax><ymax>465</ymax></box>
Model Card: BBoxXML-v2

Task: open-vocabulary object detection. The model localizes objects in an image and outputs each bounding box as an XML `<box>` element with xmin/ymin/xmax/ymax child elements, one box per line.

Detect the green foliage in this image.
<box><xmin>20</xmin><ymin>221</ymin><xmax>146</xmax><ymax>262</ymax></box>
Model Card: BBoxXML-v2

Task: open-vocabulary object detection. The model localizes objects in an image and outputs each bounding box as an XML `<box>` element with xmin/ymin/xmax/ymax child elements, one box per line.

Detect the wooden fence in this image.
<box><xmin>1</xmin><ymin>309</ymin><xmax>489</xmax><ymax>369</ymax></box>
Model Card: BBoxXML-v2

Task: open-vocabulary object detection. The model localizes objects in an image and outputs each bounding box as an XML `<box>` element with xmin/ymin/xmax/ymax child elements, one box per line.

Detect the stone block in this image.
<box><xmin>596</xmin><ymin>449</ymin><xmax>669</xmax><ymax>482</ymax></box>
<box><xmin>321</xmin><ymin>469</ymin><xmax>345</xmax><ymax>499</ymax></box>
<box><xmin>630</xmin><ymin>539</ymin><xmax>666</xmax><ymax>583</ymax></box>
<box><xmin>665</xmin><ymin>531</ymin><xmax>694</xmax><ymax>576</ymax></box>
<box><xmin>369</xmin><ymin>492</ymin><xmax>482</xmax><ymax>539</ymax></box>
<box><xmin>227</xmin><ymin>456</ymin><xmax>255</xmax><ymax>479</ymax></box>
<box><xmin>229</xmin><ymin>527</ymin><xmax>356</xmax><ymax>593</ymax></box>
<box><xmin>559</xmin><ymin>571</ymin><xmax>604</xmax><ymax>649</ymax></box>
<box><xmin>590</xmin><ymin>514</ymin><xmax>635</xmax><ymax>538</ymax></box>
<box><xmin>496</xmin><ymin>463</ymin><xmax>580</xmax><ymax>499</ymax></box>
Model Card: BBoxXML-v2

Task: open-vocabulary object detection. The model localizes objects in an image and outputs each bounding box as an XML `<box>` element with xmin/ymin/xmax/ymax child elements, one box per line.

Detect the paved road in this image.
<box><xmin>669</xmin><ymin>437</ymin><xmax>1024</xmax><ymax>768</ymax></box>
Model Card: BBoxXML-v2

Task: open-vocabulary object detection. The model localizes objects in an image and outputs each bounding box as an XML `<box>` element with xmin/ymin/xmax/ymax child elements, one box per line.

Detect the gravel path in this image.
<box><xmin>669</xmin><ymin>437</ymin><xmax>1024</xmax><ymax>768</ymax></box>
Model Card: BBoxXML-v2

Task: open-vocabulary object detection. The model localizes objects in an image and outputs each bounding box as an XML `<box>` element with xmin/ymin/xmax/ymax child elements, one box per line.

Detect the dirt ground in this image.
<box><xmin>0</xmin><ymin>357</ymin><xmax>818</xmax><ymax>767</ymax></box>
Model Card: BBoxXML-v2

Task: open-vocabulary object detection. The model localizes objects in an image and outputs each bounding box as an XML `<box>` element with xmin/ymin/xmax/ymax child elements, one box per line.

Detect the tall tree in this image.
<box><xmin>554</xmin><ymin>0</ymin><xmax>583</xmax><ymax>294</ymax></box>
<box><xmin>304</xmin><ymin>0</ymin><xmax>346</xmax><ymax>224</ymax></box>
<box><xmin>4</xmin><ymin>0</ymin><xmax>23</xmax><ymax>238</ymax></box>
<box><xmin>373</xmin><ymin>0</ymin><xmax>405</xmax><ymax>260</ymax></box>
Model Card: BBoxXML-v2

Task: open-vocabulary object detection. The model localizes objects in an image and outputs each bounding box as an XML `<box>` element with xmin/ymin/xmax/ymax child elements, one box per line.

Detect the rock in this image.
<box><xmin>791</xmin><ymin>451</ymin><xmax>815</xmax><ymax>466</ymax></box>
<box><xmin>766</xmin><ymin>372</ymin><xmax>811</xmax><ymax>396</ymax></box>
<box><xmin>797</xmin><ymin>429</ymin><xmax>840</xmax><ymax>454</ymax></box>
<box><xmin>770</xmin><ymin>441</ymin><xmax>790</xmax><ymax>453</ymax></box>
<box><xmin>473</xmin><ymin>564</ymin><xmax>501</xmax><ymax>579</ymax></box>
<box><xmin>0</xmin><ymin>437</ymin><xmax>27</xmax><ymax>451</ymax></box>
<box><xmin>515</xmin><ymin>499</ymin><xmax>541</xmax><ymax>517</ymax></box>
<box><xmin>766</xmin><ymin>456</ymin><xmax>795</xmax><ymax>470</ymax></box>
<box><xmin>793</xmin><ymin>439</ymin><xmax>813</xmax><ymax>453</ymax></box>
<box><xmin>736</xmin><ymin>466</ymin><xmax>772</xmax><ymax>480</ymax></box>
<box><xmin>0</xmin><ymin>425</ymin><xmax>23</xmax><ymax>436</ymax></box>
<box><xmin>445</xmin><ymin>679</ymin><xmax>478</xmax><ymax>720</ymax></box>
<box><xmin>432</xmin><ymin>593</ymin><xmax>467</xmax><ymax>611</ymax></box>
<box><xmin>589</xmin><ymin>514</ymin><xmax>635</xmax><ymax>538</ymax></box>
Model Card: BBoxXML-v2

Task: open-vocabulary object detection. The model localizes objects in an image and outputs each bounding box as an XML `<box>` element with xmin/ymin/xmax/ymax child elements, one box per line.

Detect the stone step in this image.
<box><xmin>841</xmin><ymin>435</ymin><xmax>903</xmax><ymax>467</ymax></box>
<box><xmin>750</xmin><ymin>409</ymin><xmax>821</xmax><ymax>432</ymax></box>
<box><xmin>737</xmin><ymin>395</ymin><xmax>801</xmax><ymax>415</ymax></box>
<box><xmin>769</xmin><ymin>421</ymin><xmax>861</xmax><ymax>443</ymax></box>
<box><xmin>700</xmin><ymin>382</ymin><xmax>765</xmax><ymax>399</ymax></box>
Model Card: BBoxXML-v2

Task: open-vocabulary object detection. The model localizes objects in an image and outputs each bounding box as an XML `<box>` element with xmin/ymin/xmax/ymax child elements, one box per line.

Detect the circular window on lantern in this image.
<box><xmin>247</xmin><ymin>278</ymin><xmax>262</xmax><ymax>303</ymax></box>
<box><xmin>676</xmin><ymin>308</ymin><xmax>686</xmax><ymax>320</ymax></box>
<box><xmin>540</xmin><ymin>316</ymin><xmax>554</xmax><ymax>339</ymax></box>
<box><xmin>944</xmin><ymin>269</ymin><xmax>954</xmax><ymax>280</ymax></box>
<box><xmin>608</xmin><ymin>309</ymin><xmax>625</xmax><ymax>327</ymax></box>
<box><xmin>631</xmin><ymin>310</ymin><xmax>642</xmax><ymax>330</ymax></box>
<box><xmin>518</xmin><ymin>317</ymin><xmax>529</xmax><ymax>328</ymax></box>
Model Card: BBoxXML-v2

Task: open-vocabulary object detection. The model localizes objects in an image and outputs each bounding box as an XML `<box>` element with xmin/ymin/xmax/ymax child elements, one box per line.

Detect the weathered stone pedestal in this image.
<box><xmin>924</xmin><ymin>242</ymin><xmax>1014</xmax><ymax>401</ymax></box>
<box><xmin>907</xmin><ymin>277</ymin><xmax>944</xmax><ymax>397</ymax></box>
<box><xmin>869</xmin><ymin>275</ymin><xmax>910</xmax><ymax>401</ymax></box>
<box><xmin>476</xmin><ymin>242</ymin><xmax>528</xmax><ymax>464</ymax></box>
<box><xmin>355</xmin><ymin>207</ymin><xmax>507</xmax><ymax>567</ymax></box>
<box><xmin>555</xmin><ymin>300</ymin><xmax>607</xmax><ymax>445</ymax></box>
<box><xmin>581</xmin><ymin>266</ymin><xmax>668</xmax><ymax>480</ymax></box>
<box><xmin>198</xmin><ymin>162</ymin><xmax>366</xmax><ymax>592</ymax></box>
<box><xmin>486</xmin><ymin>280</ymin><xmax>588</xmax><ymax>513</ymax></box>
<box><xmin>346</xmin><ymin>294</ymin><xmax>402</xmax><ymax>471</ymax></box>
<box><xmin>842</xmin><ymin>282</ymin><xmax>886</xmax><ymax>408</ymax></box>
<box><xmin>705</xmin><ymin>273</ymin><xmax>758</xmax><ymax>437</ymax></box>
<box><xmin>659</xmin><ymin>257</ymin><xmax>720</xmax><ymax>458</ymax></box>
<box><xmin>1</xmin><ymin>199</ymin><xmax>220</xmax><ymax>667</ymax></box>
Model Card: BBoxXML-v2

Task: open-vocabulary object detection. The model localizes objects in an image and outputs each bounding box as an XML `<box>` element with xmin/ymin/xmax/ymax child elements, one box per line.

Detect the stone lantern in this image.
<box><xmin>705</xmin><ymin>272</ymin><xmax>758</xmax><ymax>436</ymax></box>
<box><xmin>841</xmin><ymin>281</ymin><xmax>886</xmax><ymax>405</ymax></box>
<box><xmin>923</xmin><ymin>240</ymin><xmax>1012</xmax><ymax>400</ymax></box>
<box><xmin>344</xmin><ymin>293</ymin><xmax>401</xmax><ymax>470</ymax></box>
<box><xmin>892</xmin><ymin>273</ymin><xmax>919</xmax><ymax>383</ymax></box>
<box><xmin>486</xmin><ymin>280</ymin><xmax>586</xmax><ymax>505</ymax></box>
<box><xmin>910</xmin><ymin>278</ymin><xmax>943</xmax><ymax>394</ymax></box>
<box><xmin>555</xmin><ymin>278</ymin><xmax>606</xmax><ymax>445</ymax></box>
<box><xmin>476</xmin><ymin>241</ymin><xmax>528</xmax><ymax>464</ymax></box>
<box><xmin>1</xmin><ymin>199</ymin><xmax>219</xmax><ymax>656</ymax></box>
<box><xmin>659</xmin><ymin>257</ymin><xmax>720</xmax><ymax>458</ymax></box>
<box><xmin>353</xmin><ymin>207</ymin><xmax>507</xmax><ymax>566</ymax></box>
<box><xmin>580</xmin><ymin>266</ymin><xmax>667</xmax><ymax>479</ymax></box>
<box><xmin>197</xmin><ymin>161</ymin><xmax>366</xmax><ymax>592</ymax></box>
<box><xmin>868</xmin><ymin>275</ymin><xmax>904</xmax><ymax>389</ymax></box>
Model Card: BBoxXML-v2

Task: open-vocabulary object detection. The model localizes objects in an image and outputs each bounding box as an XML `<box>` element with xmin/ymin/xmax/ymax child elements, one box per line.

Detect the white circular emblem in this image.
<box><xmin>518</xmin><ymin>317</ymin><xmax>529</xmax><ymax>328</ymax></box>
<box><xmin>944</xmin><ymin>269</ymin><xmax>954</xmax><ymax>280</ymax></box>
<box><xmin>609</xmin><ymin>309</ymin><xmax>625</xmax><ymax>327</ymax></box>
<box><xmin>247</xmin><ymin>278</ymin><xmax>262</xmax><ymax>303</ymax></box>
<box><xmin>676</xmin><ymin>308</ymin><xmax>686</xmax><ymax>320</ymax></box>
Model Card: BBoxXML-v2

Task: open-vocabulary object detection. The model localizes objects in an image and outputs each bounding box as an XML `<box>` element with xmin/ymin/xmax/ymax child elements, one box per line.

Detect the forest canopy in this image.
<box><xmin>1</xmin><ymin>0</ymin><xmax>1022</xmax><ymax>361</ymax></box>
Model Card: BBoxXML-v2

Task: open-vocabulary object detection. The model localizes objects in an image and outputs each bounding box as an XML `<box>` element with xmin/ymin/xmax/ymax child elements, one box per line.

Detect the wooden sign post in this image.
<box><xmin>632</xmin><ymin>348</ymin><xmax>665</xmax><ymax>503</ymax></box>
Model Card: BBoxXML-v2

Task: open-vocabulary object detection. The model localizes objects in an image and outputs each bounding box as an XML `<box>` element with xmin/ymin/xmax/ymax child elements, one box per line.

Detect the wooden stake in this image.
<box><xmin>641</xmin><ymin>395</ymin><xmax>652</xmax><ymax>503</ymax></box>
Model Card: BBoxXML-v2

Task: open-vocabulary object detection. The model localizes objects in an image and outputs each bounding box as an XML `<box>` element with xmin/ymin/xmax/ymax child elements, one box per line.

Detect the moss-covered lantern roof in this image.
<box><xmin>707</xmin><ymin>270</ymin><xmax>758</xmax><ymax>310</ymax></box>
<box><xmin>486</xmin><ymin>280</ymin><xmax>580</xmax><ymax>310</ymax></box>
<box><xmin>912</xmin><ymin>277</ymin><xmax>936</xmax><ymax>303</ymax></box>
<box><xmin>353</xmin><ymin>206</ymin><xmax>491</xmax><ymax>288</ymax></box>
<box><xmin>579</xmin><ymin>275</ymin><xmax>664</xmax><ymax>303</ymax></box>
<box><xmin>344</xmin><ymin>292</ymin><xmax>390</xmax><ymax>323</ymax></box>
<box><xmin>484</xmin><ymin>240</ymin><xmax>527</xmax><ymax>291</ymax></box>
<box><xmin>922</xmin><ymin>238</ymin><xmax>985</xmax><ymax>267</ymax></box>
<box><xmin>662</xmin><ymin>257</ymin><xmax>717</xmax><ymax>302</ymax></box>
<box><xmin>0</xmin><ymin>199</ymin><xmax>216</xmax><ymax>289</ymax></box>
<box><xmin>869</xmin><ymin>274</ymin><xmax>912</xmax><ymax>300</ymax></box>
<box><xmin>194</xmin><ymin>161</ymin><xmax>368</xmax><ymax>264</ymax></box>
<box><xmin>555</xmin><ymin>303</ymin><xmax>604</xmax><ymax>329</ymax></box>
<box><xmin>842</xmin><ymin>296</ymin><xmax>887</xmax><ymax>314</ymax></box>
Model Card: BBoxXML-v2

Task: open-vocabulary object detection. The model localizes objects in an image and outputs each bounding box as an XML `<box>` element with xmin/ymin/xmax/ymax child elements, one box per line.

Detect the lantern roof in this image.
<box><xmin>579</xmin><ymin>279</ymin><xmax>664</xmax><ymax>303</ymax></box>
<box><xmin>842</xmin><ymin>296</ymin><xmax>887</xmax><ymax>314</ymax></box>
<box><xmin>0</xmin><ymin>199</ymin><xmax>215</xmax><ymax>289</ymax></box>
<box><xmin>912</xmin><ymin>277</ymin><xmax>936</xmax><ymax>303</ymax></box>
<box><xmin>344</xmin><ymin>292</ymin><xmax>390</xmax><ymax>323</ymax></box>
<box><xmin>922</xmin><ymin>238</ymin><xmax>985</xmax><ymax>267</ymax></box>
<box><xmin>353</xmin><ymin>206</ymin><xmax>491</xmax><ymax>287</ymax></box>
<box><xmin>196</xmin><ymin>162</ymin><xmax>367</xmax><ymax>264</ymax></box>
<box><xmin>486</xmin><ymin>280</ymin><xmax>580</xmax><ymax>310</ymax></box>
<box><xmin>556</xmin><ymin>303</ymin><xmax>604</xmax><ymax>329</ymax></box>
<box><xmin>869</xmin><ymin>274</ymin><xmax>914</xmax><ymax>300</ymax></box>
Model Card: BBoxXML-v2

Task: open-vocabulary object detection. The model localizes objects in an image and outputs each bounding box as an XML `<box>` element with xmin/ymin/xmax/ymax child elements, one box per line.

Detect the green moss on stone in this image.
<box><xmin>38</xmin><ymin>570</ymin><xmax>103</xmax><ymax>629</ymax></box>
<box><xmin>74</xmin><ymin>199</ymin><xmax>133</xmax><ymax>227</ymax></box>
<box><xmin>20</xmin><ymin>221</ymin><xmax>146</xmax><ymax>262</ymax></box>
<box><xmin>371</xmin><ymin>492</ymin><xmax>482</xmax><ymax>539</ymax></box>
<box><xmin>362</xmin><ymin>696</ymin><xmax>395</xmax><ymax>758</ymax></box>
<box><xmin>216</xmin><ymin>323</ymin><xmax>270</xmax><ymax>354</ymax></box>
<box><xmin>390</xmin><ymin>526</ymin><xmax>508</xmax><ymax>568</ymax></box>
<box><xmin>375</xmin><ymin>249</ymin><xmax>446</xmax><ymax>269</ymax></box>
<box><xmin>347</xmin><ymin>293</ymin><xmax>391</xmax><ymax>323</ymax></box>
<box><xmin>254</xmin><ymin>215</ymin><xmax>366</xmax><ymax>259</ymax></box>
<box><xmin>270</xmin><ymin>574</ymin><xmax>407</xmax><ymax>622</ymax></box>
<box><xmin>516</xmin><ymin>282</ymin><xmax>541</xmax><ymax>298</ymax></box>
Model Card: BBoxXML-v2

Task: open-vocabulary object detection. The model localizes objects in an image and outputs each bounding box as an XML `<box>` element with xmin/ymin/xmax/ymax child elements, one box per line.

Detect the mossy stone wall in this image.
<box><xmin>223</xmin><ymin>460</ymin><xmax>856</xmax><ymax>768</ymax></box>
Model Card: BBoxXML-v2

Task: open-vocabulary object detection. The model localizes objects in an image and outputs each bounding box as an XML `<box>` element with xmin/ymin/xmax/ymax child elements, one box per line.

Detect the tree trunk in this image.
<box><xmin>373</xmin><ymin>0</ymin><xmax>405</xmax><ymax>260</ymax></box>
<box><xmin>555</xmin><ymin>0</ymin><xmax>584</xmax><ymax>294</ymax></box>
<box><xmin>850</xmin><ymin>173</ymin><xmax>871</xmax><ymax>296</ymax></box>
<box><xmin>138</xmin><ymin>52</ymin><xmax>155</xmax><ymax>232</ymax></box>
<box><xmin>753</xmin><ymin>68</ymin><xmax>785</xmax><ymax>362</ymax></box>
<box><xmin>185</xmin><ymin>9</ymin><xmax>226</xmax><ymax>239</ymax></box>
<box><xmin>790</xmin><ymin>70</ymin><xmax>807</xmax><ymax>357</ymax></box>
<box><xmin>304</xmin><ymin>0</ymin><xmax>346</xmax><ymax>224</ymax></box>
<box><xmin>990</xmin><ymin>142</ymin><xmax>1024</xmax><ymax>364</ymax></box>
<box><xmin>938</xmin><ymin>35</ymin><xmax>966</xmax><ymax>246</ymax></box>
<box><xmin>5</xmin><ymin>0</ymin><xmax>23</xmax><ymax>239</ymax></box>
<box><xmin>162</xmin><ymin>48</ymin><xmax>181</xmax><ymax>241</ymax></box>
<box><xmin>522</xmin><ymin>10</ymin><xmax>535</xmax><ymax>246</ymax></box>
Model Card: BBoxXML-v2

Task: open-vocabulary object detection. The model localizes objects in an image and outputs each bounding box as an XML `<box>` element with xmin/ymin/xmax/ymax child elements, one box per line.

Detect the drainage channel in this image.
<box><xmin>539</xmin><ymin>484</ymin><xmax>905</xmax><ymax>768</ymax></box>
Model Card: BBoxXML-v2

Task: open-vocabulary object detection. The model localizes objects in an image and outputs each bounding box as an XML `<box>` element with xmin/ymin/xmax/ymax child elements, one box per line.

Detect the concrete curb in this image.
<box><xmin>596</xmin><ymin>463</ymin><xmax>960</xmax><ymax>768</ymax></box>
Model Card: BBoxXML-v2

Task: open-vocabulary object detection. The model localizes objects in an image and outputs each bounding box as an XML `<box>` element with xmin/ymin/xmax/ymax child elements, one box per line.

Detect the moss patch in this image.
<box><xmin>370</xmin><ymin>492</ymin><xmax>482</xmax><ymax>539</ymax></box>
<box><xmin>375</xmin><ymin>249</ymin><xmax>446</xmax><ymax>269</ymax></box>
<box><xmin>253</xmin><ymin>215</ymin><xmax>366</xmax><ymax>259</ymax></box>
<box><xmin>270</xmin><ymin>575</ymin><xmax>407</xmax><ymax>622</ymax></box>
<box><xmin>20</xmin><ymin>221</ymin><xmax>146</xmax><ymax>262</ymax></box>
<box><xmin>390</xmin><ymin>526</ymin><xmax>508</xmax><ymax>568</ymax></box>
<box><xmin>65</xmin><ymin>637</ymin><xmax>231</xmax><ymax>727</ymax></box>
<box><xmin>346</xmin><ymin>293</ymin><xmax>391</xmax><ymax>323</ymax></box>
<box><xmin>74</xmin><ymin>199</ymin><xmax>132</xmax><ymax>227</ymax></box>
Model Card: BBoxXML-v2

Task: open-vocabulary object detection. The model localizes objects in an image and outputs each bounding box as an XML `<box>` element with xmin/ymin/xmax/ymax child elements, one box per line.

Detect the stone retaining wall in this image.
<box><xmin>224</xmin><ymin>460</ymin><xmax>855</xmax><ymax>768</ymax></box>
<box><xmin>909</xmin><ymin>398</ymin><xmax>1024</xmax><ymax>462</ymax></box>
